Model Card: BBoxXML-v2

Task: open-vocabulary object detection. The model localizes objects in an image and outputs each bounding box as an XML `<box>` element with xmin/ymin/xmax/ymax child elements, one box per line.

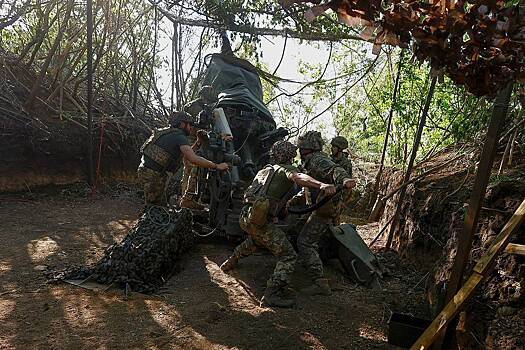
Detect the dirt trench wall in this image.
<box><xmin>0</xmin><ymin>116</ymin><xmax>144</xmax><ymax>192</ymax></box>
<box><xmin>379</xmin><ymin>145</ymin><xmax>525</xmax><ymax>347</ymax></box>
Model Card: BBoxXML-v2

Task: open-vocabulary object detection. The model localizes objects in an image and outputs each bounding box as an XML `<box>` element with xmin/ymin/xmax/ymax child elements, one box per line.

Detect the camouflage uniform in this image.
<box><xmin>137</xmin><ymin>113</ymin><xmax>192</xmax><ymax>206</ymax></box>
<box><xmin>179</xmin><ymin>134</ymin><xmax>200</xmax><ymax>202</ymax></box>
<box><xmin>330</xmin><ymin>136</ymin><xmax>354</xmax><ymax>222</ymax></box>
<box><xmin>180</xmin><ymin>86</ymin><xmax>217</xmax><ymax>204</ymax></box>
<box><xmin>331</xmin><ymin>136</ymin><xmax>353</xmax><ymax>177</ymax></box>
<box><xmin>332</xmin><ymin>152</ymin><xmax>353</xmax><ymax>178</ymax></box>
<box><xmin>137</xmin><ymin>166</ymin><xmax>167</xmax><ymax>206</ymax></box>
<box><xmin>235</xmin><ymin>204</ymin><xmax>297</xmax><ymax>288</ymax></box>
<box><xmin>222</xmin><ymin>141</ymin><xmax>299</xmax><ymax>291</ymax></box>
<box><xmin>297</xmin><ymin>132</ymin><xmax>351</xmax><ymax>281</ymax></box>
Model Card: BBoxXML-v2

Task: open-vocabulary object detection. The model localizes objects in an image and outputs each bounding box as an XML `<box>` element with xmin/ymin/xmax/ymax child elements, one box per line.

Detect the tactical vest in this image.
<box><xmin>244</xmin><ymin>165</ymin><xmax>275</xmax><ymax>204</ymax></box>
<box><xmin>141</xmin><ymin>127</ymin><xmax>184</xmax><ymax>171</ymax></box>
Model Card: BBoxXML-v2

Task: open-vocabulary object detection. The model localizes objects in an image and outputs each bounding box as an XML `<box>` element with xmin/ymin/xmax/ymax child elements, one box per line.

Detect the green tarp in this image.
<box><xmin>202</xmin><ymin>53</ymin><xmax>275</xmax><ymax>125</ymax></box>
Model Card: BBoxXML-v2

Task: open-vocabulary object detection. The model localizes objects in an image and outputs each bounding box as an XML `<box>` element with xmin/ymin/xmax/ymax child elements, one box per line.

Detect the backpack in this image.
<box><xmin>244</xmin><ymin>165</ymin><xmax>275</xmax><ymax>226</ymax></box>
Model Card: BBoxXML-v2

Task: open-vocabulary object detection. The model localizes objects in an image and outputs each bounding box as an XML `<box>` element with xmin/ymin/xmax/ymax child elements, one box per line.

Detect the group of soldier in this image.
<box><xmin>137</xmin><ymin>88</ymin><xmax>356</xmax><ymax>308</ymax></box>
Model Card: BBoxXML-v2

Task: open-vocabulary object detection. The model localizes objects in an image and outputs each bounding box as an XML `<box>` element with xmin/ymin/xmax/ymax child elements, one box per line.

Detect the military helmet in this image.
<box><xmin>297</xmin><ymin>131</ymin><xmax>324</xmax><ymax>151</ymax></box>
<box><xmin>331</xmin><ymin>136</ymin><xmax>349</xmax><ymax>149</ymax></box>
<box><xmin>198</xmin><ymin>85</ymin><xmax>217</xmax><ymax>104</ymax></box>
<box><xmin>271</xmin><ymin>140</ymin><xmax>297</xmax><ymax>163</ymax></box>
<box><xmin>170</xmin><ymin>111</ymin><xmax>195</xmax><ymax>127</ymax></box>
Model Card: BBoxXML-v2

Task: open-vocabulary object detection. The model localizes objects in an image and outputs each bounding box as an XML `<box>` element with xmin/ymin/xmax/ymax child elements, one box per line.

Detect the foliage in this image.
<box><xmin>0</xmin><ymin>0</ymin><xmax>523</xmax><ymax>167</ymax></box>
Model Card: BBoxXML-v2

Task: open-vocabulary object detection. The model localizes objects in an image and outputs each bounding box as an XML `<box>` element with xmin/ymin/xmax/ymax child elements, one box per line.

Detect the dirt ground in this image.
<box><xmin>0</xmin><ymin>192</ymin><xmax>430</xmax><ymax>350</ymax></box>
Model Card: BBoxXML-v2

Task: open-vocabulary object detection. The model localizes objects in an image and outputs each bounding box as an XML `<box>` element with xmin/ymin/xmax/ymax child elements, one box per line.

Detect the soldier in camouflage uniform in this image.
<box><xmin>179</xmin><ymin>86</ymin><xmax>218</xmax><ymax>210</ymax></box>
<box><xmin>220</xmin><ymin>141</ymin><xmax>335</xmax><ymax>308</ymax></box>
<box><xmin>293</xmin><ymin>131</ymin><xmax>356</xmax><ymax>295</ymax></box>
<box><xmin>330</xmin><ymin>136</ymin><xmax>353</xmax><ymax>177</ymax></box>
<box><xmin>137</xmin><ymin>111</ymin><xmax>229</xmax><ymax>206</ymax></box>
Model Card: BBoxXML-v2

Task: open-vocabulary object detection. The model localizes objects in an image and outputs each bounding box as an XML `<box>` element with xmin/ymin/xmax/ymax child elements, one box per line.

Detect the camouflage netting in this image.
<box><xmin>49</xmin><ymin>207</ymin><xmax>195</xmax><ymax>293</ymax></box>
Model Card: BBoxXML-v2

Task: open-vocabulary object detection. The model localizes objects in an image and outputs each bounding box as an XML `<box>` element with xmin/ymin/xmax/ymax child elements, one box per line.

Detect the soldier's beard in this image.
<box><xmin>183</xmin><ymin>124</ymin><xmax>192</xmax><ymax>136</ymax></box>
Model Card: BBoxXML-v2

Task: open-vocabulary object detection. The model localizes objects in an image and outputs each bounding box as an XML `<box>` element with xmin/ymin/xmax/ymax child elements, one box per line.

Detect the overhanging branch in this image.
<box><xmin>148</xmin><ymin>1</ymin><xmax>364</xmax><ymax>42</ymax></box>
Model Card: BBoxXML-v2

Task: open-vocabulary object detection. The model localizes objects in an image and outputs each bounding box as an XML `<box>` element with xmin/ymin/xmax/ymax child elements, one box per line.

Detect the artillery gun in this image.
<box><xmin>184</xmin><ymin>50</ymin><xmax>289</xmax><ymax>238</ymax></box>
<box><xmin>180</xmin><ymin>36</ymin><xmax>382</xmax><ymax>288</ymax></box>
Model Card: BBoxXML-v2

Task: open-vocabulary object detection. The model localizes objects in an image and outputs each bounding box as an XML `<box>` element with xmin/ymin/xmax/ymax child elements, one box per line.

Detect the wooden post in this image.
<box><xmin>411</xmin><ymin>198</ymin><xmax>525</xmax><ymax>350</ymax></box>
<box><xmin>385</xmin><ymin>76</ymin><xmax>437</xmax><ymax>249</ymax></box>
<box><xmin>369</xmin><ymin>49</ymin><xmax>404</xmax><ymax>220</ymax></box>
<box><xmin>434</xmin><ymin>83</ymin><xmax>513</xmax><ymax>349</ymax></box>
<box><xmin>86</xmin><ymin>0</ymin><xmax>94</xmax><ymax>186</ymax></box>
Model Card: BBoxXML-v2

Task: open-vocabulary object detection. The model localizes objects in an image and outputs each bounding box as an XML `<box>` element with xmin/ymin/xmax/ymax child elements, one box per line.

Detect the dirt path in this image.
<box><xmin>0</xmin><ymin>194</ymin><xmax>429</xmax><ymax>349</ymax></box>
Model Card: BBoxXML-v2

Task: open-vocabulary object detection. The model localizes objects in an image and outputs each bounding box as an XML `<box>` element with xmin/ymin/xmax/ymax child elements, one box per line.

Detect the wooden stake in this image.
<box><xmin>434</xmin><ymin>83</ymin><xmax>513</xmax><ymax>349</ymax></box>
<box><xmin>411</xmin><ymin>198</ymin><xmax>525</xmax><ymax>350</ymax></box>
<box><xmin>385</xmin><ymin>76</ymin><xmax>437</xmax><ymax>249</ymax></box>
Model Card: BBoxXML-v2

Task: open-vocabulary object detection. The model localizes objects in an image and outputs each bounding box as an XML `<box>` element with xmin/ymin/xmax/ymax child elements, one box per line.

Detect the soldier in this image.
<box><xmin>179</xmin><ymin>86</ymin><xmax>218</xmax><ymax>210</ymax></box>
<box><xmin>330</xmin><ymin>136</ymin><xmax>353</xmax><ymax>177</ymax></box>
<box><xmin>137</xmin><ymin>111</ymin><xmax>229</xmax><ymax>206</ymax></box>
<box><xmin>294</xmin><ymin>131</ymin><xmax>356</xmax><ymax>296</ymax></box>
<box><xmin>220</xmin><ymin>140</ymin><xmax>336</xmax><ymax>308</ymax></box>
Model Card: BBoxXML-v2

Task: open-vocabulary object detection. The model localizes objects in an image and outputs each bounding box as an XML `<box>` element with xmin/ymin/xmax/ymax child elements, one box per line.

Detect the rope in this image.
<box><xmin>193</xmin><ymin>226</ymin><xmax>221</xmax><ymax>238</ymax></box>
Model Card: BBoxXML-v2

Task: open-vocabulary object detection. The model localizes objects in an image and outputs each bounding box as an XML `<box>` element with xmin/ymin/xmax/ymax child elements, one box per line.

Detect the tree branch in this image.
<box><xmin>148</xmin><ymin>1</ymin><xmax>364</xmax><ymax>42</ymax></box>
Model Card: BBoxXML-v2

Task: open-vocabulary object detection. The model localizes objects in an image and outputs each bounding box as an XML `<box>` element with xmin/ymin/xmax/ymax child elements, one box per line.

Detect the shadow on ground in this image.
<box><xmin>0</xmin><ymin>195</ymin><xmax>413</xmax><ymax>349</ymax></box>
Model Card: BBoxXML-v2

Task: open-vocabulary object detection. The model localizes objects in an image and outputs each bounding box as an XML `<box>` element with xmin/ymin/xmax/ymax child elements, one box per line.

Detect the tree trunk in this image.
<box><xmin>368</xmin><ymin>50</ymin><xmax>404</xmax><ymax>221</ymax></box>
<box><xmin>385</xmin><ymin>75</ymin><xmax>437</xmax><ymax>250</ymax></box>
<box><xmin>24</xmin><ymin>0</ymin><xmax>74</xmax><ymax>110</ymax></box>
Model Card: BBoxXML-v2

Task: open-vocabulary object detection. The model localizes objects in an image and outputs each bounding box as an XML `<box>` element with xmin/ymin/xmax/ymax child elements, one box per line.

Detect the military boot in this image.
<box><xmin>301</xmin><ymin>278</ymin><xmax>332</xmax><ymax>296</ymax></box>
<box><xmin>220</xmin><ymin>255</ymin><xmax>239</xmax><ymax>272</ymax></box>
<box><xmin>179</xmin><ymin>196</ymin><xmax>205</xmax><ymax>210</ymax></box>
<box><xmin>260</xmin><ymin>286</ymin><xmax>296</xmax><ymax>308</ymax></box>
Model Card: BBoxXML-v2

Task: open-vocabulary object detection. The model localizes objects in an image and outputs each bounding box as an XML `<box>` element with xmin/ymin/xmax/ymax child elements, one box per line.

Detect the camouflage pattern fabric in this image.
<box><xmin>297</xmin><ymin>213</ymin><xmax>334</xmax><ymax>280</ymax></box>
<box><xmin>303</xmin><ymin>151</ymin><xmax>349</xmax><ymax>187</ymax></box>
<box><xmin>180</xmin><ymin>162</ymin><xmax>199</xmax><ymax>200</ymax></box>
<box><xmin>270</xmin><ymin>140</ymin><xmax>297</xmax><ymax>164</ymax></box>
<box><xmin>331</xmin><ymin>152</ymin><xmax>353</xmax><ymax>177</ymax></box>
<box><xmin>233</xmin><ymin>205</ymin><xmax>297</xmax><ymax>288</ymax></box>
<box><xmin>137</xmin><ymin>166</ymin><xmax>167</xmax><ymax>206</ymax></box>
<box><xmin>302</xmin><ymin>151</ymin><xmax>350</xmax><ymax>217</ymax></box>
<box><xmin>297</xmin><ymin>151</ymin><xmax>351</xmax><ymax>281</ymax></box>
<box><xmin>180</xmin><ymin>135</ymin><xmax>199</xmax><ymax>200</ymax></box>
<box><xmin>330</xmin><ymin>136</ymin><xmax>348</xmax><ymax>150</ymax></box>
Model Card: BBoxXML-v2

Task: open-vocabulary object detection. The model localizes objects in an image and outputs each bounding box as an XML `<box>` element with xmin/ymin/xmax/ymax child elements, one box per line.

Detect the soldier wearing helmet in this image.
<box><xmin>220</xmin><ymin>140</ymin><xmax>335</xmax><ymax>308</ymax></box>
<box><xmin>330</xmin><ymin>136</ymin><xmax>353</xmax><ymax>176</ymax></box>
<box><xmin>137</xmin><ymin>111</ymin><xmax>229</xmax><ymax>206</ymax></box>
<box><xmin>292</xmin><ymin>131</ymin><xmax>356</xmax><ymax>296</ymax></box>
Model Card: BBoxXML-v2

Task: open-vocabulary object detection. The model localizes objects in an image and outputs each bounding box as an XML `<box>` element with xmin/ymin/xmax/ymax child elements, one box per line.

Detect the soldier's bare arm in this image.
<box><xmin>179</xmin><ymin>145</ymin><xmax>229</xmax><ymax>171</ymax></box>
<box><xmin>288</xmin><ymin>172</ymin><xmax>336</xmax><ymax>195</ymax></box>
<box><xmin>342</xmin><ymin>178</ymin><xmax>357</xmax><ymax>189</ymax></box>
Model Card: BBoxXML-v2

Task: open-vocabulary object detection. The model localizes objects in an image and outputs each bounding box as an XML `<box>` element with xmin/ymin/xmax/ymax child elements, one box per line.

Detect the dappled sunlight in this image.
<box><xmin>0</xmin><ymin>260</ymin><xmax>12</xmax><ymax>276</ymax></box>
<box><xmin>144</xmin><ymin>299</ymin><xmax>184</xmax><ymax>333</ymax></box>
<box><xmin>203</xmin><ymin>256</ymin><xmax>272</xmax><ymax>316</ymax></box>
<box><xmin>144</xmin><ymin>299</ymin><xmax>234</xmax><ymax>349</ymax></box>
<box><xmin>300</xmin><ymin>331</ymin><xmax>328</xmax><ymax>349</ymax></box>
<box><xmin>0</xmin><ymin>299</ymin><xmax>16</xmax><ymax>321</ymax></box>
<box><xmin>358</xmin><ymin>324</ymin><xmax>387</xmax><ymax>342</ymax></box>
<box><xmin>60</xmin><ymin>292</ymin><xmax>101</xmax><ymax>329</ymax></box>
<box><xmin>26</xmin><ymin>237</ymin><xmax>59</xmax><ymax>263</ymax></box>
<box><xmin>106</xmin><ymin>219</ymin><xmax>135</xmax><ymax>232</ymax></box>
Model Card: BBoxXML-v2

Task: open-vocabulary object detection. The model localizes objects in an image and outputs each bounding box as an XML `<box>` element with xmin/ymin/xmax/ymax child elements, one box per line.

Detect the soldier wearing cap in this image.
<box><xmin>137</xmin><ymin>111</ymin><xmax>229</xmax><ymax>206</ymax></box>
<box><xmin>292</xmin><ymin>131</ymin><xmax>356</xmax><ymax>296</ymax></box>
<box><xmin>220</xmin><ymin>140</ymin><xmax>335</xmax><ymax>308</ymax></box>
<box><xmin>330</xmin><ymin>136</ymin><xmax>353</xmax><ymax>176</ymax></box>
